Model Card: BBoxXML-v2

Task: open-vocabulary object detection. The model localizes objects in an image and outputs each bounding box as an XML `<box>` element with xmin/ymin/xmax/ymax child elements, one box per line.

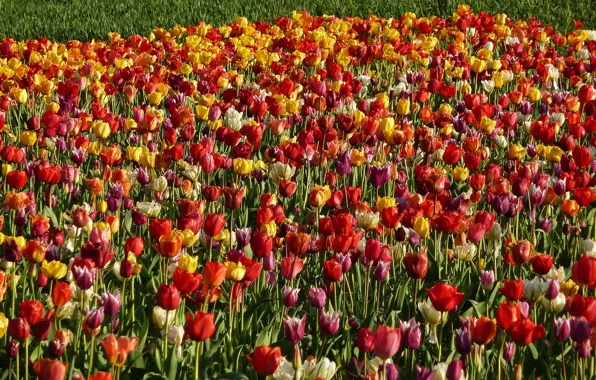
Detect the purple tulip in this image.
<box><xmin>235</xmin><ymin>227</ymin><xmax>252</xmax><ymax>248</ymax></box>
<box><xmin>570</xmin><ymin>317</ymin><xmax>592</xmax><ymax>343</ymax></box>
<box><xmin>73</xmin><ymin>266</ymin><xmax>95</xmax><ymax>290</ymax></box>
<box><xmin>380</xmin><ymin>363</ymin><xmax>399</xmax><ymax>380</ymax></box>
<box><xmin>446</xmin><ymin>360</ymin><xmax>464</xmax><ymax>380</ymax></box>
<box><xmin>577</xmin><ymin>339</ymin><xmax>592</xmax><ymax>358</ymax></box>
<box><xmin>102</xmin><ymin>290</ymin><xmax>122</xmax><ymax>316</ymax></box>
<box><xmin>455</xmin><ymin>328</ymin><xmax>471</xmax><ymax>355</ymax></box>
<box><xmin>480</xmin><ymin>270</ymin><xmax>495</xmax><ymax>291</ymax></box>
<box><xmin>334</xmin><ymin>151</ymin><xmax>352</xmax><ymax>176</ymax></box>
<box><xmin>555</xmin><ymin>317</ymin><xmax>571</xmax><ymax>341</ymax></box>
<box><xmin>544</xmin><ymin>279</ymin><xmax>560</xmax><ymax>301</ymax></box>
<box><xmin>319</xmin><ymin>310</ymin><xmax>340</xmax><ymax>336</ymax></box>
<box><xmin>415</xmin><ymin>365</ymin><xmax>435</xmax><ymax>380</ymax></box>
<box><xmin>399</xmin><ymin>317</ymin><xmax>421</xmax><ymax>350</ymax></box>
<box><xmin>374</xmin><ymin>261</ymin><xmax>391</xmax><ymax>282</ymax></box>
<box><xmin>283</xmin><ymin>287</ymin><xmax>300</xmax><ymax>308</ymax></box>
<box><xmin>309</xmin><ymin>288</ymin><xmax>327</xmax><ymax>309</ymax></box>
<box><xmin>368</xmin><ymin>165</ymin><xmax>391</xmax><ymax>188</ymax></box>
<box><xmin>503</xmin><ymin>342</ymin><xmax>516</xmax><ymax>361</ymax></box>
<box><xmin>85</xmin><ymin>307</ymin><xmax>105</xmax><ymax>329</ymax></box>
<box><xmin>283</xmin><ymin>315</ymin><xmax>307</xmax><ymax>343</ymax></box>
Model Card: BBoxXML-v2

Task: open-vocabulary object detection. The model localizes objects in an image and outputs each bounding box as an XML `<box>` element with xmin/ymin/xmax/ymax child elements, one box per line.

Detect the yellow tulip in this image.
<box><xmin>41</xmin><ymin>260</ymin><xmax>68</xmax><ymax>280</ymax></box>
<box><xmin>2</xmin><ymin>164</ymin><xmax>12</xmax><ymax>176</ymax></box>
<box><xmin>478</xmin><ymin>116</ymin><xmax>496</xmax><ymax>134</ymax></box>
<box><xmin>453</xmin><ymin>167</ymin><xmax>469</xmax><ymax>181</ymax></box>
<box><xmin>0</xmin><ymin>313</ymin><xmax>7</xmax><ymax>338</ymax></box>
<box><xmin>396</xmin><ymin>98</ymin><xmax>411</xmax><ymax>116</ymax></box>
<box><xmin>225</xmin><ymin>261</ymin><xmax>246</xmax><ymax>282</ymax></box>
<box><xmin>181</xmin><ymin>229</ymin><xmax>199</xmax><ymax>248</ymax></box>
<box><xmin>93</xmin><ymin>121</ymin><xmax>111</xmax><ymax>139</ymax></box>
<box><xmin>233</xmin><ymin>158</ymin><xmax>255</xmax><ymax>175</ymax></box>
<box><xmin>376</xmin><ymin>196</ymin><xmax>396</xmax><ymax>212</ymax></box>
<box><xmin>413</xmin><ymin>216</ymin><xmax>430</xmax><ymax>239</ymax></box>
<box><xmin>97</xmin><ymin>200</ymin><xmax>108</xmax><ymax>213</ymax></box>
<box><xmin>147</xmin><ymin>92</ymin><xmax>163</xmax><ymax>105</ymax></box>
<box><xmin>20</xmin><ymin>131</ymin><xmax>37</xmax><ymax>146</ymax></box>
<box><xmin>178</xmin><ymin>253</ymin><xmax>198</xmax><ymax>273</ymax></box>
<box><xmin>260</xmin><ymin>220</ymin><xmax>277</xmax><ymax>237</ymax></box>
<box><xmin>508</xmin><ymin>144</ymin><xmax>527</xmax><ymax>160</ymax></box>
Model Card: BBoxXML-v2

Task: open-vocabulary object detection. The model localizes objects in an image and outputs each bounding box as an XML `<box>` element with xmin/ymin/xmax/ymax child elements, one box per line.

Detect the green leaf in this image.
<box><xmin>43</xmin><ymin>206</ymin><xmax>59</xmax><ymax>228</ymax></box>
<box><xmin>167</xmin><ymin>346</ymin><xmax>178</xmax><ymax>380</ymax></box>
<box><xmin>215</xmin><ymin>372</ymin><xmax>249</xmax><ymax>380</ymax></box>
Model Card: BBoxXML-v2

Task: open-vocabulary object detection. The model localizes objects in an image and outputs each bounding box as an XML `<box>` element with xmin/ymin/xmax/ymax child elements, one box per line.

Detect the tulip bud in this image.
<box><xmin>544</xmin><ymin>279</ymin><xmax>560</xmax><ymax>300</ymax></box>
<box><xmin>446</xmin><ymin>360</ymin><xmax>464</xmax><ymax>380</ymax></box>
<box><xmin>319</xmin><ymin>311</ymin><xmax>340</xmax><ymax>336</ymax></box>
<box><xmin>455</xmin><ymin>328</ymin><xmax>471</xmax><ymax>355</ymax></box>
<box><xmin>503</xmin><ymin>342</ymin><xmax>516</xmax><ymax>361</ymax></box>
<box><xmin>283</xmin><ymin>315</ymin><xmax>306</xmax><ymax>343</ymax></box>
<box><xmin>6</xmin><ymin>340</ymin><xmax>20</xmax><ymax>359</ymax></box>
<box><xmin>85</xmin><ymin>307</ymin><xmax>105</xmax><ymax>330</ymax></box>
<box><xmin>48</xmin><ymin>338</ymin><xmax>66</xmax><ymax>358</ymax></box>
<box><xmin>32</xmin><ymin>319</ymin><xmax>51</xmax><ymax>341</ymax></box>
<box><xmin>480</xmin><ymin>270</ymin><xmax>495</xmax><ymax>291</ymax></box>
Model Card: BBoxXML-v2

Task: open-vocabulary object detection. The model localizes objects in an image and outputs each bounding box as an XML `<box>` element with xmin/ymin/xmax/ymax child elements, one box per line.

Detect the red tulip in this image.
<box><xmin>247</xmin><ymin>345</ymin><xmax>281</xmax><ymax>376</ymax></box>
<box><xmin>124</xmin><ymin>236</ymin><xmax>144</xmax><ymax>256</ymax></box>
<box><xmin>185</xmin><ymin>311</ymin><xmax>216</xmax><ymax>341</ymax></box>
<box><xmin>469</xmin><ymin>316</ymin><xmax>497</xmax><ymax>345</ymax></box>
<box><xmin>499</xmin><ymin>280</ymin><xmax>525</xmax><ymax>301</ymax></box>
<box><xmin>33</xmin><ymin>359</ymin><xmax>67</xmax><ymax>380</ymax></box>
<box><xmin>20</xmin><ymin>300</ymin><xmax>44</xmax><ymax>325</ymax></box>
<box><xmin>223</xmin><ymin>185</ymin><xmax>245</xmax><ymax>210</ymax></box>
<box><xmin>403</xmin><ymin>252</ymin><xmax>428</xmax><ymax>279</ymax></box>
<box><xmin>374</xmin><ymin>325</ymin><xmax>401</xmax><ymax>360</ymax></box>
<box><xmin>280</xmin><ymin>255</ymin><xmax>305</xmax><ymax>280</ymax></box>
<box><xmin>381</xmin><ymin>206</ymin><xmax>402</xmax><ymax>228</ymax></box>
<box><xmin>6</xmin><ymin>170</ymin><xmax>28</xmax><ymax>189</ymax></box>
<box><xmin>530</xmin><ymin>254</ymin><xmax>554</xmax><ymax>275</ymax></box>
<box><xmin>323</xmin><ymin>259</ymin><xmax>343</xmax><ymax>282</ymax></box>
<box><xmin>278</xmin><ymin>180</ymin><xmax>297</xmax><ymax>198</ymax></box>
<box><xmin>148</xmin><ymin>218</ymin><xmax>172</xmax><ymax>241</ymax></box>
<box><xmin>285</xmin><ymin>232</ymin><xmax>311</xmax><ymax>256</ymax></box>
<box><xmin>173</xmin><ymin>268</ymin><xmax>202</xmax><ymax>294</ymax></box>
<box><xmin>250</xmin><ymin>231</ymin><xmax>273</xmax><ymax>257</ymax></box>
<box><xmin>496</xmin><ymin>301</ymin><xmax>521</xmax><ymax>331</ymax></box>
<box><xmin>568</xmin><ymin>294</ymin><xmax>596</xmax><ymax>325</ymax></box>
<box><xmin>443</xmin><ymin>144</ymin><xmax>464</xmax><ymax>165</ymax></box>
<box><xmin>574</xmin><ymin>187</ymin><xmax>594</xmax><ymax>207</ymax></box>
<box><xmin>8</xmin><ymin>317</ymin><xmax>30</xmax><ymax>340</ymax></box>
<box><xmin>204</xmin><ymin>213</ymin><xmax>225</xmax><ymax>237</ymax></box>
<box><xmin>507</xmin><ymin>318</ymin><xmax>545</xmax><ymax>346</ymax></box>
<box><xmin>203</xmin><ymin>261</ymin><xmax>227</xmax><ymax>288</ymax></box>
<box><xmin>467</xmin><ymin>223</ymin><xmax>486</xmax><ymax>243</ymax></box>
<box><xmin>155</xmin><ymin>284</ymin><xmax>180</xmax><ymax>311</ymax></box>
<box><xmin>356</xmin><ymin>327</ymin><xmax>375</xmax><ymax>352</ymax></box>
<box><xmin>52</xmin><ymin>282</ymin><xmax>72</xmax><ymax>308</ymax></box>
<box><xmin>508</xmin><ymin>240</ymin><xmax>532</xmax><ymax>265</ymax></box>
<box><xmin>425</xmin><ymin>282</ymin><xmax>464</xmax><ymax>312</ymax></box>
<box><xmin>572</xmin><ymin>254</ymin><xmax>596</xmax><ymax>288</ymax></box>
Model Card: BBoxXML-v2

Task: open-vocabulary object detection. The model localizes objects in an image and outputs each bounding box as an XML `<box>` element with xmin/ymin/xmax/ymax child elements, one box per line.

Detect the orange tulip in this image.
<box><xmin>469</xmin><ymin>316</ymin><xmax>497</xmax><ymax>345</ymax></box>
<box><xmin>33</xmin><ymin>359</ymin><xmax>68</xmax><ymax>380</ymax></box>
<box><xmin>157</xmin><ymin>232</ymin><xmax>182</xmax><ymax>258</ymax></box>
<box><xmin>99</xmin><ymin>334</ymin><xmax>139</xmax><ymax>367</ymax></box>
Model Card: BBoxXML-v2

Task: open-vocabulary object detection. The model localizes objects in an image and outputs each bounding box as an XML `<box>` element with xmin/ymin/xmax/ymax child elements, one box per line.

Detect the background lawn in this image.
<box><xmin>0</xmin><ymin>0</ymin><xmax>593</xmax><ymax>42</ymax></box>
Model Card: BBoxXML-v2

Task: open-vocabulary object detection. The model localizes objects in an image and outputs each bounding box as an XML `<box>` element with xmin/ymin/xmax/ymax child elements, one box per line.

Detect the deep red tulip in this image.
<box><xmin>148</xmin><ymin>218</ymin><xmax>173</xmax><ymax>241</ymax></box>
<box><xmin>173</xmin><ymin>268</ymin><xmax>202</xmax><ymax>295</ymax></box>
<box><xmin>323</xmin><ymin>259</ymin><xmax>343</xmax><ymax>282</ymax></box>
<box><xmin>530</xmin><ymin>254</ymin><xmax>554</xmax><ymax>275</ymax></box>
<box><xmin>20</xmin><ymin>300</ymin><xmax>44</xmax><ymax>325</ymax></box>
<box><xmin>155</xmin><ymin>284</ymin><xmax>180</xmax><ymax>311</ymax></box>
<box><xmin>251</xmin><ymin>231</ymin><xmax>273</xmax><ymax>258</ymax></box>
<box><xmin>356</xmin><ymin>327</ymin><xmax>375</xmax><ymax>353</ymax></box>
<box><xmin>403</xmin><ymin>252</ymin><xmax>428</xmax><ymax>279</ymax></box>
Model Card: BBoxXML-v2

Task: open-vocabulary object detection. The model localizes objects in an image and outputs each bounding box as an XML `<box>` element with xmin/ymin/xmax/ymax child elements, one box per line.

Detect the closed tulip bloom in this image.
<box><xmin>356</xmin><ymin>327</ymin><xmax>375</xmax><ymax>352</ymax></box>
<box><xmin>247</xmin><ymin>345</ymin><xmax>281</xmax><ymax>375</ymax></box>
<box><xmin>102</xmin><ymin>290</ymin><xmax>121</xmax><ymax>316</ymax></box>
<box><xmin>20</xmin><ymin>300</ymin><xmax>44</xmax><ymax>325</ymax></box>
<box><xmin>155</xmin><ymin>284</ymin><xmax>180</xmax><ymax>311</ymax></box>
<box><xmin>530</xmin><ymin>254</ymin><xmax>554</xmax><ymax>275</ymax></box>
<box><xmin>282</xmin><ymin>287</ymin><xmax>300</xmax><ymax>307</ymax></box>
<box><xmin>569</xmin><ymin>317</ymin><xmax>592</xmax><ymax>343</ymax></box>
<box><xmin>308</xmin><ymin>288</ymin><xmax>327</xmax><ymax>308</ymax></box>
<box><xmin>374</xmin><ymin>324</ymin><xmax>401</xmax><ymax>360</ymax></box>
<box><xmin>250</xmin><ymin>231</ymin><xmax>273</xmax><ymax>257</ymax></box>
<box><xmin>426</xmin><ymin>282</ymin><xmax>464</xmax><ymax>312</ymax></box>
<box><xmin>480</xmin><ymin>270</ymin><xmax>495</xmax><ymax>291</ymax></box>
<box><xmin>572</xmin><ymin>254</ymin><xmax>596</xmax><ymax>288</ymax></box>
<box><xmin>185</xmin><ymin>311</ymin><xmax>216</xmax><ymax>341</ymax></box>
<box><xmin>8</xmin><ymin>317</ymin><xmax>30</xmax><ymax>340</ymax></box>
<box><xmin>323</xmin><ymin>259</ymin><xmax>343</xmax><ymax>282</ymax></box>
<box><xmin>418</xmin><ymin>299</ymin><xmax>446</xmax><ymax>326</ymax></box>
<box><xmin>204</xmin><ymin>213</ymin><xmax>225</xmax><ymax>237</ymax></box>
<box><xmin>99</xmin><ymin>334</ymin><xmax>139</xmax><ymax>367</ymax></box>
<box><xmin>404</xmin><ymin>251</ymin><xmax>428</xmax><ymax>279</ymax></box>
<box><xmin>554</xmin><ymin>317</ymin><xmax>571</xmax><ymax>341</ymax></box>
<box><xmin>455</xmin><ymin>328</ymin><xmax>471</xmax><ymax>355</ymax></box>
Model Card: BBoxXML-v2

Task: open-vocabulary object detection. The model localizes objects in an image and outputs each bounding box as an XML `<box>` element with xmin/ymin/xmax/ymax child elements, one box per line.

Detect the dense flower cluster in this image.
<box><xmin>0</xmin><ymin>5</ymin><xmax>595</xmax><ymax>379</ymax></box>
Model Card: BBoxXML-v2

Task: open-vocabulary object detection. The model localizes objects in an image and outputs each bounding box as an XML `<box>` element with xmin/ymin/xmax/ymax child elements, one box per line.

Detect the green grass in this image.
<box><xmin>0</xmin><ymin>0</ymin><xmax>592</xmax><ymax>42</ymax></box>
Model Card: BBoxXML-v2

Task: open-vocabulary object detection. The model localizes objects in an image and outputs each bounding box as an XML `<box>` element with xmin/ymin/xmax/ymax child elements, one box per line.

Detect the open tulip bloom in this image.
<box><xmin>0</xmin><ymin>5</ymin><xmax>596</xmax><ymax>380</ymax></box>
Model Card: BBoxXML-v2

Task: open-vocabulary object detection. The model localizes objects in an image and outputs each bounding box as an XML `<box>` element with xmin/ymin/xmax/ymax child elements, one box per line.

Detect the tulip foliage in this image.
<box><xmin>0</xmin><ymin>5</ymin><xmax>596</xmax><ymax>380</ymax></box>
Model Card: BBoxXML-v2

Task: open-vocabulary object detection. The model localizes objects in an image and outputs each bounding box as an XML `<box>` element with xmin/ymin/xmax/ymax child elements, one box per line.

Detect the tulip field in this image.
<box><xmin>2</xmin><ymin>4</ymin><xmax>596</xmax><ymax>380</ymax></box>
